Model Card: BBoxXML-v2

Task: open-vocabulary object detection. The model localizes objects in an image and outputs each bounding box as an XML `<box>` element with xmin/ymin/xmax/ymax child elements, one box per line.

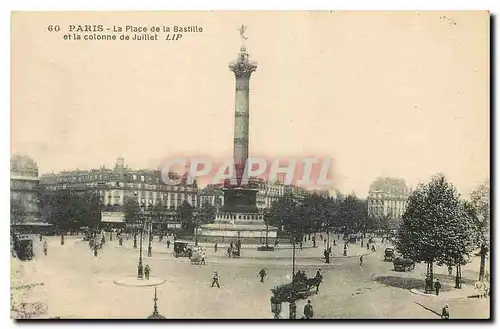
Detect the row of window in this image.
<box><xmin>219</xmin><ymin>213</ymin><xmax>264</xmax><ymax>220</ymax></box>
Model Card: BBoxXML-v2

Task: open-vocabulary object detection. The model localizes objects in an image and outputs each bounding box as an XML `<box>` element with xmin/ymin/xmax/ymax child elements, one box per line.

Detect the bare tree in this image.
<box><xmin>10</xmin><ymin>263</ymin><xmax>47</xmax><ymax>319</ymax></box>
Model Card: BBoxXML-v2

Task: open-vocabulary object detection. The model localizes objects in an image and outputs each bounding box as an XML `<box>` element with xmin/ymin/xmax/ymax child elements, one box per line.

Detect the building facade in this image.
<box><xmin>367</xmin><ymin>177</ymin><xmax>409</xmax><ymax>220</ymax></box>
<box><xmin>40</xmin><ymin>157</ymin><xmax>199</xmax><ymax>210</ymax></box>
<box><xmin>10</xmin><ymin>154</ymin><xmax>41</xmax><ymax>223</ymax></box>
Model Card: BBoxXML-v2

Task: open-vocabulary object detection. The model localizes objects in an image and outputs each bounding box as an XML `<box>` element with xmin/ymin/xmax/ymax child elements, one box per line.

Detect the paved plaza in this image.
<box><xmin>11</xmin><ymin>235</ymin><xmax>490</xmax><ymax>319</ymax></box>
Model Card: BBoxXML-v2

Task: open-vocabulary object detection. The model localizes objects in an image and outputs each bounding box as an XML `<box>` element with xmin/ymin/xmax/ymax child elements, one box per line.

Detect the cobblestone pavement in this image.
<box><xmin>12</xmin><ymin>236</ymin><xmax>490</xmax><ymax>319</ymax></box>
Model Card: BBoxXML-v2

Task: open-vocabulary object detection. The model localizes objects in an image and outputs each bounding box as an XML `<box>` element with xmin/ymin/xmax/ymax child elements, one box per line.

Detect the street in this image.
<box><xmin>12</xmin><ymin>235</ymin><xmax>490</xmax><ymax>319</ymax></box>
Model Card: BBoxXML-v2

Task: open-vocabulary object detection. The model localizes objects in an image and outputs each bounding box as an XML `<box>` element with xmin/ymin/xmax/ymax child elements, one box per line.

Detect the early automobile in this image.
<box><xmin>384</xmin><ymin>248</ymin><xmax>395</xmax><ymax>262</ymax></box>
<box><xmin>173</xmin><ymin>240</ymin><xmax>194</xmax><ymax>258</ymax></box>
<box><xmin>393</xmin><ymin>257</ymin><xmax>415</xmax><ymax>272</ymax></box>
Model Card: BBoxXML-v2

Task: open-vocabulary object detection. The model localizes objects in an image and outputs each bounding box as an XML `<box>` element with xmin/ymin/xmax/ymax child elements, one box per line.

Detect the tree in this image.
<box><xmin>39</xmin><ymin>189</ymin><xmax>102</xmax><ymax>231</ymax></box>
<box><xmin>11</xmin><ymin>261</ymin><xmax>47</xmax><ymax>319</ymax></box>
<box><xmin>123</xmin><ymin>196</ymin><xmax>141</xmax><ymax>224</ymax></box>
<box><xmin>396</xmin><ymin>174</ymin><xmax>462</xmax><ymax>293</ymax></box>
<box><xmin>268</xmin><ymin>194</ymin><xmax>300</xmax><ymax>235</ymax></box>
<box><xmin>436</xmin><ymin>199</ymin><xmax>479</xmax><ymax>288</ymax></box>
<box><xmin>11</xmin><ymin>197</ymin><xmax>27</xmax><ymax>225</ymax></box>
<box><xmin>199</xmin><ymin>202</ymin><xmax>216</xmax><ymax>224</ymax></box>
<box><xmin>469</xmin><ymin>180</ymin><xmax>490</xmax><ymax>281</ymax></box>
<box><xmin>178</xmin><ymin>201</ymin><xmax>194</xmax><ymax>230</ymax></box>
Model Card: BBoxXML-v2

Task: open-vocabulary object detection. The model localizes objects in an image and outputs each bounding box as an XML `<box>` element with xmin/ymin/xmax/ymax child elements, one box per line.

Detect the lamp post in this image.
<box><xmin>137</xmin><ymin>203</ymin><xmax>145</xmax><ymax>279</ymax></box>
<box><xmin>147</xmin><ymin>204</ymin><xmax>152</xmax><ymax>257</ymax></box>
<box><xmin>147</xmin><ymin>221</ymin><xmax>153</xmax><ymax>257</ymax></box>
<box><xmin>270</xmin><ymin>296</ymin><xmax>282</xmax><ymax>319</ymax></box>
<box><xmin>292</xmin><ymin>235</ymin><xmax>296</xmax><ymax>281</ymax></box>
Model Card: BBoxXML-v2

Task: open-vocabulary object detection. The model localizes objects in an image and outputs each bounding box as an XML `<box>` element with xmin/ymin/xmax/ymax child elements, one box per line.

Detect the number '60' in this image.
<box><xmin>47</xmin><ymin>25</ymin><xmax>61</xmax><ymax>32</ymax></box>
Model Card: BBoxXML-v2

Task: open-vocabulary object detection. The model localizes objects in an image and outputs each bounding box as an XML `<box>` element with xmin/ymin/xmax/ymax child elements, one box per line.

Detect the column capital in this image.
<box><xmin>229</xmin><ymin>61</ymin><xmax>257</xmax><ymax>79</ymax></box>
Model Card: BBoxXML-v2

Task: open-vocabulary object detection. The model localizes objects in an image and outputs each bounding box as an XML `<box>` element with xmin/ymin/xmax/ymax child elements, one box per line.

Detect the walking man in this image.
<box><xmin>211</xmin><ymin>270</ymin><xmax>220</xmax><ymax>288</ymax></box>
<box><xmin>43</xmin><ymin>240</ymin><xmax>48</xmax><ymax>256</ymax></box>
<box><xmin>166</xmin><ymin>239</ymin><xmax>170</xmax><ymax>249</ymax></box>
<box><xmin>359</xmin><ymin>255</ymin><xmax>363</xmax><ymax>266</ymax></box>
<box><xmin>435</xmin><ymin>279</ymin><xmax>442</xmax><ymax>296</ymax></box>
<box><xmin>144</xmin><ymin>264</ymin><xmax>151</xmax><ymax>280</ymax></box>
<box><xmin>303</xmin><ymin>300</ymin><xmax>314</xmax><ymax>319</ymax></box>
<box><xmin>315</xmin><ymin>269</ymin><xmax>323</xmax><ymax>293</ymax></box>
<box><xmin>201</xmin><ymin>252</ymin><xmax>206</xmax><ymax>265</ymax></box>
<box><xmin>259</xmin><ymin>268</ymin><xmax>267</xmax><ymax>283</ymax></box>
<box><xmin>214</xmin><ymin>242</ymin><xmax>218</xmax><ymax>253</ymax></box>
<box><xmin>448</xmin><ymin>265</ymin><xmax>453</xmax><ymax>276</ymax></box>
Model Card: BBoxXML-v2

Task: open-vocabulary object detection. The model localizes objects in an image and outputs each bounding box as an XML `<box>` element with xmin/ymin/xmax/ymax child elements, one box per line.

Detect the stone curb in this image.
<box><xmin>410</xmin><ymin>288</ymin><xmax>479</xmax><ymax>300</ymax></box>
<box><xmin>113</xmin><ymin>276</ymin><xmax>166</xmax><ymax>287</ymax></box>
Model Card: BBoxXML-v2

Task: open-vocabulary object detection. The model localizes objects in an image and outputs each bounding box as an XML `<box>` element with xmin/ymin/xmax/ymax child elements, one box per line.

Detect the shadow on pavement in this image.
<box><xmin>433</xmin><ymin>273</ymin><xmax>476</xmax><ymax>286</ymax></box>
<box><xmin>374</xmin><ymin>276</ymin><xmax>423</xmax><ymax>290</ymax></box>
<box><xmin>375</xmin><ymin>276</ymin><xmax>456</xmax><ymax>293</ymax></box>
<box><xmin>414</xmin><ymin>301</ymin><xmax>440</xmax><ymax>317</ymax></box>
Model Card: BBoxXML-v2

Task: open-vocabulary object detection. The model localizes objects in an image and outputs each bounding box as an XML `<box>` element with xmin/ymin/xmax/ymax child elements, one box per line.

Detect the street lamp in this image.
<box><xmin>137</xmin><ymin>203</ymin><xmax>145</xmax><ymax>279</ymax></box>
<box><xmin>147</xmin><ymin>204</ymin><xmax>152</xmax><ymax>257</ymax></box>
<box><xmin>270</xmin><ymin>296</ymin><xmax>282</xmax><ymax>319</ymax></box>
<box><xmin>147</xmin><ymin>286</ymin><xmax>166</xmax><ymax>319</ymax></box>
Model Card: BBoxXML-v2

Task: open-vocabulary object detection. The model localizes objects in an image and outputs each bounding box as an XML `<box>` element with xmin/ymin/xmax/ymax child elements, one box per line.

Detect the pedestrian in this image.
<box><xmin>441</xmin><ymin>304</ymin><xmax>450</xmax><ymax>319</ymax></box>
<box><xmin>361</xmin><ymin>239</ymin><xmax>364</xmax><ymax>247</ymax></box>
<box><xmin>166</xmin><ymin>239</ymin><xmax>170</xmax><ymax>249</ymax></box>
<box><xmin>43</xmin><ymin>240</ymin><xmax>48</xmax><ymax>256</ymax></box>
<box><xmin>303</xmin><ymin>300</ymin><xmax>314</xmax><ymax>319</ymax></box>
<box><xmin>343</xmin><ymin>245</ymin><xmax>347</xmax><ymax>257</ymax></box>
<box><xmin>299</xmin><ymin>241</ymin><xmax>303</xmax><ymax>250</ymax></box>
<box><xmin>324</xmin><ymin>239</ymin><xmax>327</xmax><ymax>246</ymax></box>
<box><xmin>39</xmin><ymin>234</ymin><xmax>43</xmax><ymax>242</ymax></box>
<box><xmin>94</xmin><ymin>246</ymin><xmax>98</xmax><ymax>257</ymax></box>
<box><xmin>144</xmin><ymin>264</ymin><xmax>151</xmax><ymax>280</ymax></box>
<box><xmin>435</xmin><ymin>279</ymin><xmax>442</xmax><ymax>296</ymax></box>
<box><xmin>227</xmin><ymin>246</ymin><xmax>232</xmax><ymax>258</ymax></box>
<box><xmin>211</xmin><ymin>270</ymin><xmax>220</xmax><ymax>288</ymax></box>
<box><xmin>201</xmin><ymin>252</ymin><xmax>206</xmax><ymax>265</ymax></box>
<box><xmin>320</xmin><ymin>234</ymin><xmax>323</xmax><ymax>241</ymax></box>
<box><xmin>448</xmin><ymin>265</ymin><xmax>453</xmax><ymax>276</ymax></box>
<box><xmin>214</xmin><ymin>242</ymin><xmax>218</xmax><ymax>252</ymax></box>
<box><xmin>275</xmin><ymin>239</ymin><xmax>279</xmax><ymax>247</ymax></box>
<box><xmin>371</xmin><ymin>245</ymin><xmax>376</xmax><ymax>252</ymax></box>
<box><xmin>230</xmin><ymin>241</ymin><xmax>234</xmax><ymax>249</ymax></box>
<box><xmin>367</xmin><ymin>243</ymin><xmax>370</xmax><ymax>250</ymax></box>
<box><xmin>259</xmin><ymin>268</ymin><xmax>266</xmax><ymax>283</ymax></box>
<box><xmin>359</xmin><ymin>255</ymin><xmax>363</xmax><ymax>266</ymax></box>
<box><xmin>333</xmin><ymin>239</ymin><xmax>336</xmax><ymax>246</ymax></box>
<box><xmin>315</xmin><ymin>269</ymin><xmax>323</xmax><ymax>292</ymax></box>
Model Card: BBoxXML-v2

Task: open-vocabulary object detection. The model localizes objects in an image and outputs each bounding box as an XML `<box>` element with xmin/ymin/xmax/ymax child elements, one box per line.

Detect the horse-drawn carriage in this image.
<box><xmin>271</xmin><ymin>277</ymin><xmax>322</xmax><ymax>302</ymax></box>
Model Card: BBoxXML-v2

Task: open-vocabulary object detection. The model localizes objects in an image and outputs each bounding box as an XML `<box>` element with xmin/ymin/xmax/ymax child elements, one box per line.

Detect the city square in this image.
<box><xmin>12</xmin><ymin>233</ymin><xmax>489</xmax><ymax>319</ymax></box>
<box><xmin>10</xmin><ymin>12</ymin><xmax>490</xmax><ymax>320</ymax></box>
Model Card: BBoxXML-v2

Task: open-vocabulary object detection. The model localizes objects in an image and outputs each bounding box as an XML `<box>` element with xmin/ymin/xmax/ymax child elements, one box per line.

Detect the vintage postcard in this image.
<box><xmin>10</xmin><ymin>11</ymin><xmax>490</xmax><ymax>319</ymax></box>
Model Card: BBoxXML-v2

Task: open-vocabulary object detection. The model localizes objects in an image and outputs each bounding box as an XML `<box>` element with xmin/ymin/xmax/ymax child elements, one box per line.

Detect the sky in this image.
<box><xmin>11</xmin><ymin>11</ymin><xmax>490</xmax><ymax>198</ymax></box>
